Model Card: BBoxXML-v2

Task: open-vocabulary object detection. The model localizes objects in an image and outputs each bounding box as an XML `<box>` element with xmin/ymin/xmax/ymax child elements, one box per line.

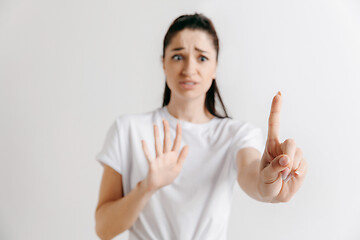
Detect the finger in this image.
<box><xmin>153</xmin><ymin>124</ymin><xmax>162</xmax><ymax>157</ymax></box>
<box><xmin>265</xmin><ymin>137</ymin><xmax>282</xmax><ymax>159</ymax></box>
<box><xmin>172</xmin><ymin>122</ymin><xmax>182</xmax><ymax>152</ymax></box>
<box><xmin>282</xmin><ymin>147</ymin><xmax>302</xmax><ymax>182</ymax></box>
<box><xmin>267</xmin><ymin>91</ymin><xmax>282</xmax><ymax>143</ymax></box>
<box><xmin>293</xmin><ymin>157</ymin><xmax>308</xmax><ymax>177</ymax></box>
<box><xmin>261</xmin><ymin>154</ymin><xmax>291</xmax><ymax>184</ymax></box>
<box><xmin>141</xmin><ymin>140</ymin><xmax>153</xmax><ymax>164</ymax></box>
<box><xmin>285</xmin><ymin>157</ymin><xmax>308</xmax><ymax>184</ymax></box>
<box><xmin>280</xmin><ymin>138</ymin><xmax>297</xmax><ymax>172</ymax></box>
<box><xmin>292</xmin><ymin>147</ymin><xmax>303</xmax><ymax>174</ymax></box>
<box><xmin>162</xmin><ymin>119</ymin><xmax>171</xmax><ymax>153</ymax></box>
<box><xmin>177</xmin><ymin>145</ymin><xmax>189</xmax><ymax>168</ymax></box>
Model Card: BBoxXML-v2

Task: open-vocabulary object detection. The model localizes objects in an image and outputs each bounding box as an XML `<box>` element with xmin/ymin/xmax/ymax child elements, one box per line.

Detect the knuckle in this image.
<box><xmin>285</xmin><ymin>138</ymin><xmax>296</xmax><ymax>145</ymax></box>
<box><xmin>268</xmin><ymin>122</ymin><xmax>279</xmax><ymax>127</ymax></box>
<box><xmin>271</xmin><ymin>159</ymin><xmax>281</xmax><ymax>169</ymax></box>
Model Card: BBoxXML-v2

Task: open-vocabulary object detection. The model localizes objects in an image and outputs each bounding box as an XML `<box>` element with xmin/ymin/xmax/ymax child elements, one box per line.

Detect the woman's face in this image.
<box><xmin>162</xmin><ymin>29</ymin><xmax>217</xmax><ymax>101</ymax></box>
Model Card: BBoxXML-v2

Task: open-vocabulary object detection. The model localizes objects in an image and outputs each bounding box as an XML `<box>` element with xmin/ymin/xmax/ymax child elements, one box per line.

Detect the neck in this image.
<box><xmin>166</xmin><ymin>95</ymin><xmax>214</xmax><ymax>123</ymax></box>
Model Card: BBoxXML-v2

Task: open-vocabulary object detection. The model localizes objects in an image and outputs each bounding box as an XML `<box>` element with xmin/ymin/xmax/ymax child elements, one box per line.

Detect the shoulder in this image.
<box><xmin>113</xmin><ymin>107</ymin><xmax>160</xmax><ymax>129</ymax></box>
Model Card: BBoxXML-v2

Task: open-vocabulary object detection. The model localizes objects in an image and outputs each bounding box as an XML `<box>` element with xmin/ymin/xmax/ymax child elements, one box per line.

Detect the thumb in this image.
<box><xmin>261</xmin><ymin>155</ymin><xmax>291</xmax><ymax>183</ymax></box>
<box><xmin>177</xmin><ymin>145</ymin><xmax>189</xmax><ymax>167</ymax></box>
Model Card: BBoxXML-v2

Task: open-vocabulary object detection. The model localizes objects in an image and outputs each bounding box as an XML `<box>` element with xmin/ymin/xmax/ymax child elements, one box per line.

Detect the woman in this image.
<box><xmin>95</xmin><ymin>13</ymin><xmax>308</xmax><ymax>240</ymax></box>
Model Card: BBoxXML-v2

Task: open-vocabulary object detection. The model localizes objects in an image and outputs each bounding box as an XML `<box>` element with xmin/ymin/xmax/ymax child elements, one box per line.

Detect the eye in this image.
<box><xmin>199</xmin><ymin>56</ymin><xmax>208</xmax><ymax>62</ymax></box>
<box><xmin>172</xmin><ymin>55</ymin><xmax>182</xmax><ymax>61</ymax></box>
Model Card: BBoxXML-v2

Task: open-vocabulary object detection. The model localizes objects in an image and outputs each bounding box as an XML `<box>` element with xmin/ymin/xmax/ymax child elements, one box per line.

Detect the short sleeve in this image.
<box><xmin>231</xmin><ymin>122</ymin><xmax>265</xmax><ymax>172</ymax></box>
<box><xmin>96</xmin><ymin>120</ymin><xmax>123</xmax><ymax>175</ymax></box>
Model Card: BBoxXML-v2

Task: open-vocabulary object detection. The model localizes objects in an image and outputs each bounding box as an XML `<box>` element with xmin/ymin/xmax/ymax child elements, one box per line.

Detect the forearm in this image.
<box><xmin>95</xmin><ymin>180</ymin><xmax>156</xmax><ymax>239</ymax></box>
<box><xmin>238</xmin><ymin>160</ymin><xmax>279</xmax><ymax>203</ymax></box>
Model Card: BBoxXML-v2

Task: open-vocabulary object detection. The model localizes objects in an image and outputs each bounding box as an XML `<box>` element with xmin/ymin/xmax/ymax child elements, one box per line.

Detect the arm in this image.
<box><xmin>237</xmin><ymin>92</ymin><xmax>308</xmax><ymax>203</ymax></box>
<box><xmin>96</xmin><ymin>119</ymin><xmax>189</xmax><ymax>239</ymax></box>
<box><xmin>95</xmin><ymin>165</ymin><xmax>156</xmax><ymax>240</ymax></box>
<box><xmin>236</xmin><ymin>147</ymin><xmax>280</xmax><ymax>203</ymax></box>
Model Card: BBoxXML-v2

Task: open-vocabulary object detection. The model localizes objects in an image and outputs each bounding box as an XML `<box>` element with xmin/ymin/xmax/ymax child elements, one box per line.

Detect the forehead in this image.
<box><xmin>167</xmin><ymin>29</ymin><xmax>215</xmax><ymax>52</ymax></box>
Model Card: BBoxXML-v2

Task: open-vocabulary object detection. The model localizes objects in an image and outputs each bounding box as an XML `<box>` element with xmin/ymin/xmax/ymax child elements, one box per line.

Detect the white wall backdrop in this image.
<box><xmin>1</xmin><ymin>0</ymin><xmax>359</xmax><ymax>239</ymax></box>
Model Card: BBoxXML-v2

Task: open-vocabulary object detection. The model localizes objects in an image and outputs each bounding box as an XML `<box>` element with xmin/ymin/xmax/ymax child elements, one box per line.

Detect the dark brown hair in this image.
<box><xmin>161</xmin><ymin>13</ymin><xmax>231</xmax><ymax>119</ymax></box>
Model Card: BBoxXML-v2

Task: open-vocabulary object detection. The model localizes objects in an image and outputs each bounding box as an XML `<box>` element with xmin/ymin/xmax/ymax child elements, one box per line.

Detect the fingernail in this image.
<box><xmin>281</xmin><ymin>168</ymin><xmax>290</xmax><ymax>181</ymax></box>
<box><xmin>284</xmin><ymin>172</ymin><xmax>292</xmax><ymax>183</ymax></box>
<box><xmin>279</xmin><ymin>156</ymin><xmax>288</xmax><ymax>166</ymax></box>
<box><xmin>295</xmin><ymin>170</ymin><xmax>301</xmax><ymax>176</ymax></box>
<box><xmin>281</xmin><ymin>173</ymin><xmax>289</xmax><ymax>181</ymax></box>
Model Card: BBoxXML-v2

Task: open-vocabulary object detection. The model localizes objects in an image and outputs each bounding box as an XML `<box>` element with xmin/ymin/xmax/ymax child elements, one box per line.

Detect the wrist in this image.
<box><xmin>138</xmin><ymin>179</ymin><xmax>157</xmax><ymax>194</ymax></box>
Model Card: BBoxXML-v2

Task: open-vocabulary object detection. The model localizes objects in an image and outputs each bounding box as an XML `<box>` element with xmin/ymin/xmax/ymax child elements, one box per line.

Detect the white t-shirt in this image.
<box><xmin>96</xmin><ymin>106</ymin><xmax>265</xmax><ymax>240</ymax></box>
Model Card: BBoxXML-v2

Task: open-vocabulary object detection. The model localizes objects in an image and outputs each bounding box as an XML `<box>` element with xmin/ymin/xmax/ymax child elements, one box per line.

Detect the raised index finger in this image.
<box><xmin>268</xmin><ymin>91</ymin><xmax>282</xmax><ymax>143</ymax></box>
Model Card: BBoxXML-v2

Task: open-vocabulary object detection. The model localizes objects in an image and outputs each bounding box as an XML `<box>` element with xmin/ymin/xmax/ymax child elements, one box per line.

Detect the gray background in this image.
<box><xmin>1</xmin><ymin>0</ymin><xmax>359</xmax><ymax>239</ymax></box>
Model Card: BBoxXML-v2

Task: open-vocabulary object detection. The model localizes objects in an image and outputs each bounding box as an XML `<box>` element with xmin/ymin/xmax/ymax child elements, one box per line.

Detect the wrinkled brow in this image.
<box><xmin>171</xmin><ymin>47</ymin><xmax>208</xmax><ymax>53</ymax></box>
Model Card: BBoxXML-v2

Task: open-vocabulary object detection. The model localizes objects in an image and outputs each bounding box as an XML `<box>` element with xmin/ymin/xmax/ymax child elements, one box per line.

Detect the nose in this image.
<box><xmin>181</xmin><ymin>58</ymin><xmax>196</xmax><ymax>76</ymax></box>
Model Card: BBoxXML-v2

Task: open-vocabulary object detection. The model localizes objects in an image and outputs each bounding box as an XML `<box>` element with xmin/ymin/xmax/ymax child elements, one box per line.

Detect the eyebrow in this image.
<box><xmin>171</xmin><ymin>47</ymin><xmax>208</xmax><ymax>53</ymax></box>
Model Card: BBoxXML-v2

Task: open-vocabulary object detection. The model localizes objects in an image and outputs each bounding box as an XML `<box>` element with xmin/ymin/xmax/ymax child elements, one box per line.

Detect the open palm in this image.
<box><xmin>141</xmin><ymin>119</ymin><xmax>189</xmax><ymax>192</ymax></box>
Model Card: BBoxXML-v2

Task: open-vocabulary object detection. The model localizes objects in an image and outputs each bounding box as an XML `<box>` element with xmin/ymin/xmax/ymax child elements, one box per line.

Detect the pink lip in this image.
<box><xmin>179</xmin><ymin>81</ymin><xmax>198</xmax><ymax>89</ymax></box>
<box><xmin>180</xmin><ymin>80</ymin><xmax>198</xmax><ymax>83</ymax></box>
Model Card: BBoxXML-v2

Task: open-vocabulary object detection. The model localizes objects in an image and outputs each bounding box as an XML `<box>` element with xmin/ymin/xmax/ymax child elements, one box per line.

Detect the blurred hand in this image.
<box><xmin>141</xmin><ymin>119</ymin><xmax>189</xmax><ymax>192</ymax></box>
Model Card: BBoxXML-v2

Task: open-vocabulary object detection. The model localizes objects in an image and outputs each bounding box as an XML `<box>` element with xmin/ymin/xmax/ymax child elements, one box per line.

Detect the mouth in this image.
<box><xmin>179</xmin><ymin>80</ymin><xmax>198</xmax><ymax>85</ymax></box>
<box><xmin>179</xmin><ymin>81</ymin><xmax>198</xmax><ymax>89</ymax></box>
<box><xmin>180</xmin><ymin>82</ymin><xmax>197</xmax><ymax>85</ymax></box>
